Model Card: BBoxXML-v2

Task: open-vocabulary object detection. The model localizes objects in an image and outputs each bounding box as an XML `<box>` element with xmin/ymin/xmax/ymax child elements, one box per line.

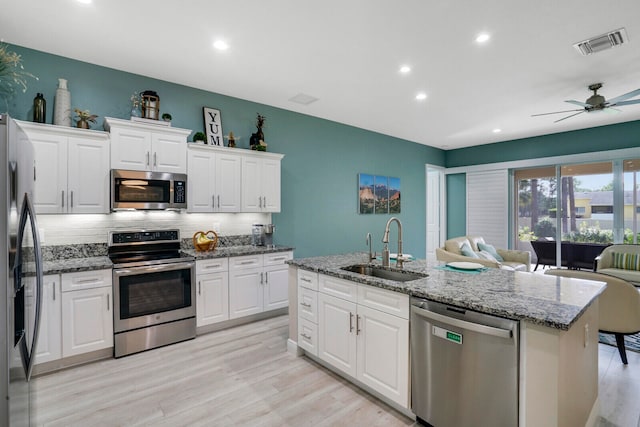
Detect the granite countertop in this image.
<box><xmin>183</xmin><ymin>245</ymin><xmax>294</xmax><ymax>260</ymax></box>
<box><xmin>43</xmin><ymin>257</ymin><xmax>112</xmax><ymax>275</ymax></box>
<box><xmin>287</xmin><ymin>252</ymin><xmax>607</xmax><ymax>331</ymax></box>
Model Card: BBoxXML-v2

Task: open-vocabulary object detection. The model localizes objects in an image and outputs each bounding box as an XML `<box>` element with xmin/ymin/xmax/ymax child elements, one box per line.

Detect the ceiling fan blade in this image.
<box><xmin>554</xmin><ymin>111</ymin><xmax>585</xmax><ymax>123</ymax></box>
<box><xmin>611</xmin><ymin>99</ymin><xmax>640</xmax><ymax>107</ymax></box>
<box><xmin>607</xmin><ymin>88</ymin><xmax>640</xmax><ymax>105</ymax></box>
<box><xmin>531</xmin><ymin>108</ymin><xmax>583</xmax><ymax>117</ymax></box>
<box><xmin>603</xmin><ymin>107</ymin><xmax>621</xmax><ymax>114</ymax></box>
<box><xmin>565</xmin><ymin>100</ymin><xmax>590</xmax><ymax>108</ymax></box>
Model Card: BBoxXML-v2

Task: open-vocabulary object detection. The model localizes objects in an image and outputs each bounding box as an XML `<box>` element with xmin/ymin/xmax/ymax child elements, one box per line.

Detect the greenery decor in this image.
<box><xmin>73</xmin><ymin>108</ymin><xmax>98</xmax><ymax>129</ymax></box>
<box><xmin>193</xmin><ymin>131</ymin><xmax>205</xmax><ymax>142</ymax></box>
<box><xmin>0</xmin><ymin>43</ymin><xmax>38</xmax><ymax>105</ymax></box>
<box><xmin>162</xmin><ymin>113</ymin><xmax>172</xmax><ymax>121</ymax></box>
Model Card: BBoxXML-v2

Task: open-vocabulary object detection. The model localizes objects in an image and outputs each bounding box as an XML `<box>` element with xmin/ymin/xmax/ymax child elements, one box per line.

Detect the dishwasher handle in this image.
<box><xmin>412</xmin><ymin>304</ymin><xmax>513</xmax><ymax>339</ymax></box>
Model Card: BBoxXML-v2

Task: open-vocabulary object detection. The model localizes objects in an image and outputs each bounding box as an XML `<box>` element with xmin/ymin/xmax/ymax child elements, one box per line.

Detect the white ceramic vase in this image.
<box><xmin>53</xmin><ymin>78</ymin><xmax>71</xmax><ymax>126</ymax></box>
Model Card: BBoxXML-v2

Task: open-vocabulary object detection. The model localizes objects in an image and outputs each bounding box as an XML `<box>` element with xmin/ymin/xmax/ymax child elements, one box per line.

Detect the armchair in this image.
<box><xmin>596</xmin><ymin>244</ymin><xmax>640</xmax><ymax>285</ymax></box>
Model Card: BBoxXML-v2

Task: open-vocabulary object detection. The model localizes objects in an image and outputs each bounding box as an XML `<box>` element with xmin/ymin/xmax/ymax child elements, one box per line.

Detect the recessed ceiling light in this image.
<box><xmin>415</xmin><ymin>92</ymin><xmax>427</xmax><ymax>101</ymax></box>
<box><xmin>213</xmin><ymin>40</ymin><xmax>229</xmax><ymax>51</ymax></box>
<box><xmin>399</xmin><ymin>65</ymin><xmax>411</xmax><ymax>74</ymax></box>
<box><xmin>492</xmin><ymin>128</ymin><xmax>502</xmax><ymax>133</ymax></box>
<box><xmin>476</xmin><ymin>33</ymin><xmax>490</xmax><ymax>43</ymax></box>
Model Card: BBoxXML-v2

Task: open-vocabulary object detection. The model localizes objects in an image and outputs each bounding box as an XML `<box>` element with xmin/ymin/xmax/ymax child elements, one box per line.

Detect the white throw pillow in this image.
<box><xmin>477</xmin><ymin>250</ymin><xmax>499</xmax><ymax>263</ymax></box>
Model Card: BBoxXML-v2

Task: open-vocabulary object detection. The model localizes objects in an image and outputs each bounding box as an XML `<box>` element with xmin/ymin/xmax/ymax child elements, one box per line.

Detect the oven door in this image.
<box><xmin>113</xmin><ymin>260</ymin><xmax>195</xmax><ymax>333</ymax></box>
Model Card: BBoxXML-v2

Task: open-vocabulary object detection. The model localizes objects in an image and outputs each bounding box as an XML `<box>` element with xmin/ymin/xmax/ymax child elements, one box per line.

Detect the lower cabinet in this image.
<box><xmin>61</xmin><ymin>269</ymin><xmax>113</xmax><ymax>358</ymax></box>
<box><xmin>196</xmin><ymin>258</ymin><xmax>230</xmax><ymax>327</ymax></box>
<box><xmin>300</xmin><ymin>271</ymin><xmax>409</xmax><ymax>408</ymax></box>
<box><xmin>34</xmin><ymin>275</ymin><xmax>62</xmax><ymax>364</ymax></box>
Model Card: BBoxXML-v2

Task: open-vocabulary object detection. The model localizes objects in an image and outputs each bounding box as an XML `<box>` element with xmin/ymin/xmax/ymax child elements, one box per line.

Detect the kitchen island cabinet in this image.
<box><xmin>288</xmin><ymin>253</ymin><xmax>606</xmax><ymax>426</ymax></box>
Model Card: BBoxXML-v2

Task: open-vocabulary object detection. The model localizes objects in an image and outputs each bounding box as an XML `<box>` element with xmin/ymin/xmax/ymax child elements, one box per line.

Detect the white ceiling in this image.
<box><xmin>2</xmin><ymin>0</ymin><xmax>640</xmax><ymax>150</ymax></box>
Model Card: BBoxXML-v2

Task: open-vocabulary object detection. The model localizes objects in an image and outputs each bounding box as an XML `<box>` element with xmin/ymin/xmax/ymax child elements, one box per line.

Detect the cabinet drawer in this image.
<box><xmin>319</xmin><ymin>274</ymin><xmax>357</xmax><ymax>302</ymax></box>
<box><xmin>297</xmin><ymin>269</ymin><xmax>318</xmax><ymax>291</ymax></box>
<box><xmin>263</xmin><ymin>251</ymin><xmax>293</xmax><ymax>266</ymax></box>
<box><xmin>298</xmin><ymin>286</ymin><xmax>318</xmax><ymax>323</ymax></box>
<box><xmin>298</xmin><ymin>318</ymin><xmax>318</xmax><ymax>357</ymax></box>
<box><xmin>357</xmin><ymin>285</ymin><xmax>409</xmax><ymax>319</ymax></box>
<box><xmin>196</xmin><ymin>257</ymin><xmax>229</xmax><ymax>274</ymax></box>
<box><xmin>62</xmin><ymin>269</ymin><xmax>111</xmax><ymax>292</ymax></box>
<box><xmin>229</xmin><ymin>254</ymin><xmax>263</xmax><ymax>270</ymax></box>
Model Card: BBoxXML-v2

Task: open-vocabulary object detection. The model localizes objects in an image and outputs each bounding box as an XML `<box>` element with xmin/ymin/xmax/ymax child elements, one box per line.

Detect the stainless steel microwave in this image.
<box><xmin>111</xmin><ymin>169</ymin><xmax>187</xmax><ymax>210</ymax></box>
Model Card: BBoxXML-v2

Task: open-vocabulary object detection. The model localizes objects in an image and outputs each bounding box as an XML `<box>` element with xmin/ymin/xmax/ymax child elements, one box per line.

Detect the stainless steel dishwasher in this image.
<box><xmin>411</xmin><ymin>297</ymin><xmax>519</xmax><ymax>427</ymax></box>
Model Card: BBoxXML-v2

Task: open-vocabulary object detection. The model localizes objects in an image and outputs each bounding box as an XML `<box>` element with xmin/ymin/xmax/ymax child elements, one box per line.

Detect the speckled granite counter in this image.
<box><xmin>183</xmin><ymin>245</ymin><xmax>294</xmax><ymax>260</ymax></box>
<box><xmin>43</xmin><ymin>257</ymin><xmax>112</xmax><ymax>275</ymax></box>
<box><xmin>287</xmin><ymin>252</ymin><xmax>606</xmax><ymax>330</ymax></box>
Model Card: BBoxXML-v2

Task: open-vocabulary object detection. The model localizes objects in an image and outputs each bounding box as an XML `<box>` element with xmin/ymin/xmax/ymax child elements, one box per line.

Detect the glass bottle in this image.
<box><xmin>33</xmin><ymin>93</ymin><xmax>46</xmax><ymax>123</ymax></box>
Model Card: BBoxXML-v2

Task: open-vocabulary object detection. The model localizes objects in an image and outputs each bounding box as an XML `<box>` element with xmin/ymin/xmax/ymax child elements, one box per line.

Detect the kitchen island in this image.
<box><xmin>287</xmin><ymin>253</ymin><xmax>606</xmax><ymax>427</ymax></box>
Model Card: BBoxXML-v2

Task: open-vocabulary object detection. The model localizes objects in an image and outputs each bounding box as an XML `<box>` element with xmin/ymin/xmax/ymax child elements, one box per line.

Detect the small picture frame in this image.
<box><xmin>203</xmin><ymin>107</ymin><xmax>223</xmax><ymax>145</ymax></box>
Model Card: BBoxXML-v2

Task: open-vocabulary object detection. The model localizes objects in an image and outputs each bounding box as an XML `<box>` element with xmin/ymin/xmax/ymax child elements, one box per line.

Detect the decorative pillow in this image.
<box><xmin>477</xmin><ymin>242</ymin><xmax>504</xmax><ymax>262</ymax></box>
<box><xmin>460</xmin><ymin>242</ymin><xmax>480</xmax><ymax>258</ymax></box>
<box><xmin>477</xmin><ymin>250</ymin><xmax>499</xmax><ymax>263</ymax></box>
<box><xmin>612</xmin><ymin>252</ymin><xmax>640</xmax><ymax>271</ymax></box>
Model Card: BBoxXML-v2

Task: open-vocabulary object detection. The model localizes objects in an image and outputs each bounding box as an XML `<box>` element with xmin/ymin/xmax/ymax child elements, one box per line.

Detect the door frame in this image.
<box><xmin>425</xmin><ymin>164</ymin><xmax>446</xmax><ymax>260</ymax></box>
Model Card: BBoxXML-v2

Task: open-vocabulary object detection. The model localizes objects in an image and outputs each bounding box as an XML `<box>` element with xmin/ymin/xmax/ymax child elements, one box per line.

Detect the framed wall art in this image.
<box><xmin>358</xmin><ymin>173</ymin><xmax>401</xmax><ymax>214</ymax></box>
<box><xmin>203</xmin><ymin>107</ymin><xmax>224</xmax><ymax>145</ymax></box>
<box><xmin>358</xmin><ymin>173</ymin><xmax>375</xmax><ymax>214</ymax></box>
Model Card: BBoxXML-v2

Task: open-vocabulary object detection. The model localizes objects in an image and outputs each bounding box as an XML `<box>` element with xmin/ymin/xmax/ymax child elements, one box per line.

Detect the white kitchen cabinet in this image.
<box><xmin>196</xmin><ymin>258</ymin><xmax>229</xmax><ymax>326</ymax></box>
<box><xmin>34</xmin><ymin>275</ymin><xmax>62</xmax><ymax>364</ymax></box>
<box><xmin>17</xmin><ymin>121</ymin><xmax>110</xmax><ymax>214</ymax></box>
<box><xmin>105</xmin><ymin>117</ymin><xmax>191</xmax><ymax>173</ymax></box>
<box><xmin>61</xmin><ymin>269</ymin><xmax>113</xmax><ymax>358</ymax></box>
<box><xmin>187</xmin><ymin>145</ymin><xmax>241</xmax><ymax>212</ymax></box>
<box><xmin>314</xmin><ymin>273</ymin><xmax>410</xmax><ymax>408</ymax></box>
<box><xmin>241</xmin><ymin>152</ymin><xmax>283</xmax><ymax>212</ymax></box>
<box><xmin>229</xmin><ymin>251</ymin><xmax>293</xmax><ymax>319</ymax></box>
<box><xmin>297</xmin><ymin>269</ymin><xmax>319</xmax><ymax>356</ymax></box>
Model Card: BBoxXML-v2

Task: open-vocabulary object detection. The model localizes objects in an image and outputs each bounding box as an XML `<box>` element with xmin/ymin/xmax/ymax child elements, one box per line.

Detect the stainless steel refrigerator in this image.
<box><xmin>1</xmin><ymin>114</ymin><xmax>44</xmax><ymax>426</ymax></box>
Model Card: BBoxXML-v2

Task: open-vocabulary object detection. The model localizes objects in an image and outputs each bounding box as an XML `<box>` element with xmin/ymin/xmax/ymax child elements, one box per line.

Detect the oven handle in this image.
<box><xmin>113</xmin><ymin>260</ymin><xmax>195</xmax><ymax>277</ymax></box>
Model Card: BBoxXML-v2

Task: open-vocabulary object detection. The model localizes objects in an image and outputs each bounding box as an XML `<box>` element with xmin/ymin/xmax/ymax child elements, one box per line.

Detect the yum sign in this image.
<box><xmin>203</xmin><ymin>107</ymin><xmax>224</xmax><ymax>145</ymax></box>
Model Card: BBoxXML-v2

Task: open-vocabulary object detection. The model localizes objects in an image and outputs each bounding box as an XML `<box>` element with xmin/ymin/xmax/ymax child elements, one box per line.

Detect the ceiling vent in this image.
<box><xmin>289</xmin><ymin>93</ymin><xmax>319</xmax><ymax>106</ymax></box>
<box><xmin>573</xmin><ymin>28</ymin><xmax>628</xmax><ymax>56</ymax></box>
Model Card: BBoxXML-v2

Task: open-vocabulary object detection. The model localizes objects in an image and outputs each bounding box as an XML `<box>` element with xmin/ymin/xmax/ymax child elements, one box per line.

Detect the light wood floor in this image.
<box><xmin>32</xmin><ymin>315</ymin><xmax>640</xmax><ymax>427</ymax></box>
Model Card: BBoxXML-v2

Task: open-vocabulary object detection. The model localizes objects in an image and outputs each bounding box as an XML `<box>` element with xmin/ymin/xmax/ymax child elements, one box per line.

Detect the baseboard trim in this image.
<box><xmin>585</xmin><ymin>396</ymin><xmax>600</xmax><ymax>427</ymax></box>
<box><xmin>287</xmin><ymin>338</ymin><xmax>303</xmax><ymax>356</ymax></box>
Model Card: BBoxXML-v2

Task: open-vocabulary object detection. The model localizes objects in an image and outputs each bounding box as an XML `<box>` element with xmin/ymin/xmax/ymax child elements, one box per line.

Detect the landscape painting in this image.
<box><xmin>358</xmin><ymin>173</ymin><xmax>375</xmax><ymax>214</ymax></box>
<box><xmin>374</xmin><ymin>175</ymin><xmax>389</xmax><ymax>214</ymax></box>
<box><xmin>388</xmin><ymin>177</ymin><xmax>401</xmax><ymax>213</ymax></box>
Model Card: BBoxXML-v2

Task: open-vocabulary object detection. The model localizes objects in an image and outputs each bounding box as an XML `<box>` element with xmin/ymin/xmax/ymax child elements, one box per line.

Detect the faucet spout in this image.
<box><xmin>366</xmin><ymin>232</ymin><xmax>376</xmax><ymax>262</ymax></box>
<box><xmin>381</xmin><ymin>217</ymin><xmax>403</xmax><ymax>268</ymax></box>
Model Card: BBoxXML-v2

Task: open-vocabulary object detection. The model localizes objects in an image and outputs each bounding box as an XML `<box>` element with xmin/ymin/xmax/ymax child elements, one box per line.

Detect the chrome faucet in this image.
<box><xmin>366</xmin><ymin>232</ymin><xmax>376</xmax><ymax>262</ymax></box>
<box><xmin>382</xmin><ymin>217</ymin><xmax>403</xmax><ymax>268</ymax></box>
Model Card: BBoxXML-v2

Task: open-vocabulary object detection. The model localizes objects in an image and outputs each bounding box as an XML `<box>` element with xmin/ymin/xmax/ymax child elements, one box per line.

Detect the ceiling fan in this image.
<box><xmin>532</xmin><ymin>83</ymin><xmax>640</xmax><ymax>123</ymax></box>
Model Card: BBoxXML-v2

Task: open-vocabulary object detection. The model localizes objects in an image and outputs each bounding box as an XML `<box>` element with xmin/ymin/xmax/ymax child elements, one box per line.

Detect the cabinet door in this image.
<box><xmin>62</xmin><ymin>286</ymin><xmax>113</xmax><ymax>357</ymax></box>
<box><xmin>31</xmin><ymin>132</ymin><xmax>67</xmax><ymax>213</ymax></box>
<box><xmin>318</xmin><ymin>293</ymin><xmax>357</xmax><ymax>377</ymax></box>
<box><xmin>110</xmin><ymin>127</ymin><xmax>151</xmax><ymax>171</ymax></box>
<box><xmin>241</xmin><ymin>156</ymin><xmax>261</xmax><ymax>212</ymax></box>
<box><xmin>229</xmin><ymin>267</ymin><xmax>263</xmax><ymax>319</ymax></box>
<box><xmin>215</xmin><ymin>152</ymin><xmax>242</xmax><ymax>212</ymax></box>
<box><xmin>29</xmin><ymin>275</ymin><xmax>62</xmax><ymax>365</ymax></box>
<box><xmin>356</xmin><ymin>305</ymin><xmax>409</xmax><ymax>407</ymax></box>
<box><xmin>263</xmin><ymin>265</ymin><xmax>289</xmax><ymax>311</ymax></box>
<box><xmin>67</xmin><ymin>137</ymin><xmax>109</xmax><ymax>213</ymax></box>
<box><xmin>151</xmin><ymin>132</ymin><xmax>187</xmax><ymax>173</ymax></box>
<box><xmin>196</xmin><ymin>272</ymin><xmax>229</xmax><ymax>326</ymax></box>
<box><xmin>187</xmin><ymin>149</ymin><xmax>216</xmax><ymax>212</ymax></box>
<box><xmin>261</xmin><ymin>157</ymin><xmax>281</xmax><ymax>212</ymax></box>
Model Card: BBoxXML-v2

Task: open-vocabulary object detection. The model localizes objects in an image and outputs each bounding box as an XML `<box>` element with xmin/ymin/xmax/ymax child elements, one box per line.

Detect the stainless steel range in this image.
<box><xmin>108</xmin><ymin>229</ymin><xmax>196</xmax><ymax>358</ymax></box>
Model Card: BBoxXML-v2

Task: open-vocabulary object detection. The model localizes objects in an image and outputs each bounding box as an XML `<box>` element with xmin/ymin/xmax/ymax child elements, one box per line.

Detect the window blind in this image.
<box><xmin>466</xmin><ymin>170</ymin><xmax>508</xmax><ymax>249</ymax></box>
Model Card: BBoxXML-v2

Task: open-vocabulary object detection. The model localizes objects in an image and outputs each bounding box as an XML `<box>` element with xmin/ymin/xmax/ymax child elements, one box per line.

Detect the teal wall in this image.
<box><xmin>4</xmin><ymin>45</ymin><xmax>445</xmax><ymax>258</ymax></box>
<box><xmin>445</xmin><ymin>120</ymin><xmax>640</xmax><ymax>168</ymax></box>
<box><xmin>446</xmin><ymin>174</ymin><xmax>466</xmax><ymax>238</ymax></box>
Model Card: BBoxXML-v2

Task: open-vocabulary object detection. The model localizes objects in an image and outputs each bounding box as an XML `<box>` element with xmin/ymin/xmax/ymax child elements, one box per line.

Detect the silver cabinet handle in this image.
<box><xmin>240</xmin><ymin>260</ymin><xmax>254</xmax><ymax>265</ymax></box>
<box><xmin>153</xmin><ymin>152</ymin><xmax>157</xmax><ymax>167</ymax></box>
<box><xmin>300</xmin><ymin>301</ymin><xmax>311</xmax><ymax>308</ymax></box>
<box><xmin>146</xmin><ymin>151</ymin><xmax>150</xmax><ymax>167</ymax></box>
<box><xmin>260</xmin><ymin>272</ymin><xmax>264</xmax><ymax>284</ymax></box>
<box><xmin>217</xmin><ymin>195</ymin><xmax>220</xmax><ymax>208</ymax></box>
<box><xmin>76</xmin><ymin>278</ymin><xmax>100</xmax><ymax>284</ymax></box>
<box><xmin>263</xmin><ymin>196</ymin><xmax>267</xmax><ymax>207</ymax></box>
<box><xmin>212</xmin><ymin>195</ymin><xmax>216</xmax><ymax>208</ymax></box>
<box><xmin>349</xmin><ymin>312</ymin><xmax>354</xmax><ymax>332</ymax></box>
<box><xmin>356</xmin><ymin>314</ymin><xmax>361</xmax><ymax>335</ymax></box>
<box><xmin>61</xmin><ymin>190</ymin><xmax>65</xmax><ymax>208</ymax></box>
<box><xmin>70</xmin><ymin>191</ymin><xmax>74</xmax><ymax>208</ymax></box>
<box><xmin>52</xmin><ymin>282</ymin><xmax>56</xmax><ymax>301</ymax></box>
<box><xmin>300</xmin><ymin>277</ymin><xmax>311</xmax><ymax>283</ymax></box>
<box><xmin>271</xmin><ymin>257</ymin><xmax>286</xmax><ymax>262</ymax></box>
<box><xmin>258</xmin><ymin>197</ymin><xmax>262</xmax><ymax>208</ymax></box>
<box><xmin>265</xmin><ymin>272</ymin><xmax>268</xmax><ymax>284</ymax></box>
<box><xmin>107</xmin><ymin>295</ymin><xmax>110</xmax><ymax>311</ymax></box>
<box><xmin>204</xmin><ymin>263</ymin><xmax>222</xmax><ymax>270</ymax></box>
<box><xmin>301</xmin><ymin>333</ymin><xmax>311</xmax><ymax>340</ymax></box>
<box><xmin>198</xmin><ymin>281</ymin><xmax>201</xmax><ymax>295</ymax></box>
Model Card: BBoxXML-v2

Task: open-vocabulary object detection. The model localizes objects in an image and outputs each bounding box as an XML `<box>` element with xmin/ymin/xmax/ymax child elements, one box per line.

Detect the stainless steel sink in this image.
<box><xmin>341</xmin><ymin>264</ymin><xmax>427</xmax><ymax>282</ymax></box>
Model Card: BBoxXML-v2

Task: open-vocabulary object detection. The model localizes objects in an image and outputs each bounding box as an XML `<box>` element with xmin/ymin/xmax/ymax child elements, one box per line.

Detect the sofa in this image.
<box><xmin>596</xmin><ymin>244</ymin><xmax>640</xmax><ymax>285</ymax></box>
<box><xmin>435</xmin><ymin>236</ymin><xmax>531</xmax><ymax>271</ymax></box>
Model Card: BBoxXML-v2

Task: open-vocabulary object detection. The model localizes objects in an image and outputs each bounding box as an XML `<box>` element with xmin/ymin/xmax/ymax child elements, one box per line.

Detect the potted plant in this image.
<box><xmin>0</xmin><ymin>43</ymin><xmax>38</xmax><ymax>107</ymax></box>
<box><xmin>193</xmin><ymin>131</ymin><xmax>206</xmax><ymax>143</ymax></box>
<box><xmin>73</xmin><ymin>108</ymin><xmax>98</xmax><ymax>129</ymax></box>
<box><xmin>161</xmin><ymin>113</ymin><xmax>172</xmax><ymax>122</ymax></box>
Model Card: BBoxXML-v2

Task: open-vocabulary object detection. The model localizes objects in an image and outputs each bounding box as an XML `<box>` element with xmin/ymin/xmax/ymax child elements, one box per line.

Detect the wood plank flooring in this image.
<box><xmin>32</xmin><ymin>315</ymin><xmax>640</xmax><ymax>426</ymax></box>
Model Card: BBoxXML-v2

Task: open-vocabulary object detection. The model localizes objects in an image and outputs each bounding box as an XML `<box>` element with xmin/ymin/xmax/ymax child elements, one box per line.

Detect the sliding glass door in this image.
<box><xmin>624</xmin><ymin>159</ymin><xmax>640</xmax><ymax>244</ymax></box>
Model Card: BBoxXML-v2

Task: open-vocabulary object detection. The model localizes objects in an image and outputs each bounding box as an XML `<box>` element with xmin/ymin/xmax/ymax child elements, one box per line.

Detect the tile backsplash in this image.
<box><xmin>37</xmin><ymin>212</ymin><xmax>271</xmax><ymax>245</ymax></box>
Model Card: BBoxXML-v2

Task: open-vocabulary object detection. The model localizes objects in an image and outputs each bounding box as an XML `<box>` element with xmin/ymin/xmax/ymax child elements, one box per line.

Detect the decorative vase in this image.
<box><xmin>76</xmin><ymin>119</ymin><xmax>89</xmax><ymax>129</ymax></box>
<box><xmin>53</xmin><ymin>78</ymin><xmax>71</xmax><ymax>126</ymax></box>
<box><xmin>130</xmin><ymin>106</ymin><xmax>141</xmax><ymax>118</ymax></box>
<box><xmin>33</xmin><ymin>93</ymin><xmax>46</xmax><ymax>123</ymax></box>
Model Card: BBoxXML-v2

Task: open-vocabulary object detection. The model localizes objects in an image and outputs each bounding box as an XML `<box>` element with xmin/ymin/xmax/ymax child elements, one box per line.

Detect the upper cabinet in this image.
<box><xmin>241</xmin><ymin>151</ymin><xmax>283</xmax><ymax>213</ymax></box>
<box><xmin>17</xmin><ymin>121</ymin><xmax>110</xmax><ymax>214</ymax></box>
<box><xmin>105</xmin><ymin>117</ymin><xmax>191</xmax><ymax>174</ymax></box>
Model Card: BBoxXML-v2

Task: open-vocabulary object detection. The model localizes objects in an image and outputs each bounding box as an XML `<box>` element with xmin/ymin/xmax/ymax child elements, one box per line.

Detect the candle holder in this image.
<box><xmin>141</xmin><ymin>90</ymin><xmax>160</xmax><ymax>120</ymax></box>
